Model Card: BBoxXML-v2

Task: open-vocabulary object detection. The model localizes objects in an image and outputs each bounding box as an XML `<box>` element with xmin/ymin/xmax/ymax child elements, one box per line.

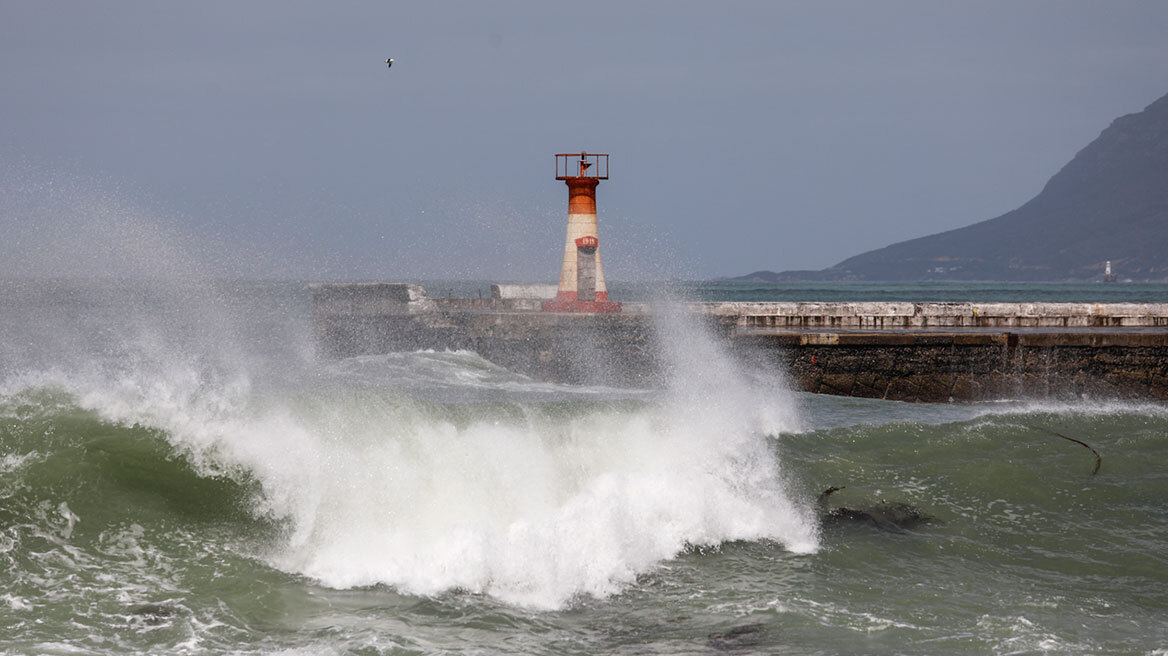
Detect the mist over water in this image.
<box><xmin>3</xmin><ymin>180</ymin><xmax>1168</xmax><ymax>654</ymax></box>
<box><xmin>1</xmin><ymin>179</ymin><xmax>818</xmax><ymax>628</ymax></box>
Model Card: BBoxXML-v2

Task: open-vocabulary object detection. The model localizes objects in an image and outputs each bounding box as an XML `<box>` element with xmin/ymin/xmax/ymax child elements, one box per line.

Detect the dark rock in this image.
<box><xmin>707</xmin><ymin>623</ymin><xmax>767</xmax><ymax>651</ymax></box>
<box><xmin>823</xmin><ymin>501</ymin><xmax>939</xmax><ymax>533</ymax></box>
<box><xmin>819</xmin><ymin>487</ymin><xmax>941</xmax><ymax>533</ymax></box>
<box><xmin>130</xmin><ymin>604</ymin><xmax>176</xmax><ymax>626</ymax></box>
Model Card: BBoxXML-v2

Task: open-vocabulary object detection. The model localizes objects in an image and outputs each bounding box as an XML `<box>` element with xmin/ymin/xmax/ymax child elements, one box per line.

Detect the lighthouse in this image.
<box><xmin>542</xmin><ymin>152</ymin><xmax>622</xmax><ymax>312</ymax></box>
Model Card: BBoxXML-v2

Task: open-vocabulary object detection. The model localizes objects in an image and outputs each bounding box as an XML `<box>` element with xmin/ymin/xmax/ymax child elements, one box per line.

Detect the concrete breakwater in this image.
<box><xmin>311</xmin><ymin>283</ymin><xmax>1168</xmax><ymax>402</ymax></box>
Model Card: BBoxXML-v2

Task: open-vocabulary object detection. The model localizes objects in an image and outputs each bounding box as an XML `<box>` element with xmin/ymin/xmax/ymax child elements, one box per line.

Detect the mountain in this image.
<box><xmin>736</xmin><ymin>92</ymin><xmax>1168</xmax><ymax>282</ymax></box>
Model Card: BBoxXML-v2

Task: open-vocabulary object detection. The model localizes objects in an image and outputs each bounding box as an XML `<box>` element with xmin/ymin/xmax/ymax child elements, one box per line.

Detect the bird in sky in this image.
<box><xmin>385</xmin><ymin>58</ymin><xmax>394</xmax><ymax>68</ymax></box>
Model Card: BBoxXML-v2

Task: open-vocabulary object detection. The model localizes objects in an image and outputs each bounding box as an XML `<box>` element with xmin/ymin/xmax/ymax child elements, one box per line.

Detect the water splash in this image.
<box><xmin>5</xmin><ymin>286</ymin><xmax>818</xmax><ymax>610</ymax></box>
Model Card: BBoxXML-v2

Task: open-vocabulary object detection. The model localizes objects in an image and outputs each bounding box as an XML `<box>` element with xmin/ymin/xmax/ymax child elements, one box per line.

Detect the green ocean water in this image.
<box><xmin>2</xmin><ymin>280</ymin><xmax>1167</xmax><ymax>655</ymax></box>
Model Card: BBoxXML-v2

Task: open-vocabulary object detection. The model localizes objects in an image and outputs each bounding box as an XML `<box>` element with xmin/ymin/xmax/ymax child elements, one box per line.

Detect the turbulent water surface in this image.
<box><xmin>2</xmin><ymin>280</ymin><xmax>1167</xmax><ymax>655</ymax></box>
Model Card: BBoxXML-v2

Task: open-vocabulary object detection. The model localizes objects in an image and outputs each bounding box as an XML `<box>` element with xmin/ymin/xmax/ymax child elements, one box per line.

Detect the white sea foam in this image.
<box><xmin>269</xmin><ymin>393</ymin><xmax>817</xmax><ymax>608</ymax></box>
<box><xmin>976</xmin><ymin>614</ymin><xmax>1093</xmax><ymax>656</ymax></box>
<box><xmin>1</xmin><ymin>451</ymin><xmax>40</xmax><ymax>474</ymax></box>
<box><xmin>3</xmin><ymin>593</ymin><xmax>33</xmax><ymax>611</ymax></box>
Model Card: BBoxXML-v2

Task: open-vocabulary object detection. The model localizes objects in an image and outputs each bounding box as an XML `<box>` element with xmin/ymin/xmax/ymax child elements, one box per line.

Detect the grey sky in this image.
<box><xmin>2</xmin><ymin>1</ymin><xmax>1167</xmax><ymax>281</ymax></box>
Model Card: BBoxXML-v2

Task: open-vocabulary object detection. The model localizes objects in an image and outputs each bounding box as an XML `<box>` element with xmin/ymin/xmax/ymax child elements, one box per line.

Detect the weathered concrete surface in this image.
<box><xmin>310</xmin><ymin>284</ymin><xmax>1168</xmax><ymax>402</ymax></box>
<box><xmin>310</xmin><ymin>282</ymin><xmax>434</xmax><ymax>314</ymax></box>
<box><xmin>699</xmin><ymin>301</ymin><xmax>1168</xmax><ymax>330</ymax></box>
<box><xmin>491</xmin><ymin>284</ymin><xmax>558</xmax><ymax>300</ymax></box>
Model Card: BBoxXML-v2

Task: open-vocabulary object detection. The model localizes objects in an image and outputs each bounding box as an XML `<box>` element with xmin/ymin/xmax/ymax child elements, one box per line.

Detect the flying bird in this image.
<box><xmin>385</xmin><ymin>58</ymin><xmax>394</xmax><ymax>68</ymax></box>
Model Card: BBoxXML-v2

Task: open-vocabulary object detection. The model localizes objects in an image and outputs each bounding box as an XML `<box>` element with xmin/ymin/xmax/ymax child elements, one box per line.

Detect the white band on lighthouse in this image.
<box><xmin>557</xmin><ymin>213</ymin><xmax>608</xmax><ymax>299</ymax></box>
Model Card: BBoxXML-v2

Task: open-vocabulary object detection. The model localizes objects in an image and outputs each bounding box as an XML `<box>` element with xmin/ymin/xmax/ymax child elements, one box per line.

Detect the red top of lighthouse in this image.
<box><xmin>556</xmin><ymin>152</ymin><xmax>609</xmax><ymax>180</ymax></box>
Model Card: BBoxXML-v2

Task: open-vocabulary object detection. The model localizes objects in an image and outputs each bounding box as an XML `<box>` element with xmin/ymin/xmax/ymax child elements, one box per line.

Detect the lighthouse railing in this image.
<box><xmin>555</xmin><ymin>153</ymin><xmax>608</xmax><ymax>180</ymax></box>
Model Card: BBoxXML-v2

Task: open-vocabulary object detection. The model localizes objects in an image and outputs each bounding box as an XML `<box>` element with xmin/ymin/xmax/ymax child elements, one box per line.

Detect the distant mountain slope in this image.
<box><xmin>737</xmin><ymin>92</ymin><xmax>1168</xmax><ymax>282</ymax></box>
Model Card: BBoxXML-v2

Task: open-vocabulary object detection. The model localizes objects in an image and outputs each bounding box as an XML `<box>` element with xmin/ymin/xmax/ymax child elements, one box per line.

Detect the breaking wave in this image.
<box><xmin>1</xmin><ymin>292</ymin><xmax>816</xmax><ymax>611</ymax></box>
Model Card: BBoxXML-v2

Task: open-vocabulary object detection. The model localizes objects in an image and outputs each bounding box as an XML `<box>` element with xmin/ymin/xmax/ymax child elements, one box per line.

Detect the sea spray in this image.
<box><xmin>0</xmin><ymin>175</ymin><xmax>817</xmax><ymax>608</ymax></box>
<box><xmin>62</xmin><ymin>294</ymin><xmax>813</xmax><ymax>609</ymax></box>
<box><xmin>263</xmin><ymin>317</ymin><xmax>818</xmax><ymax>607</ymax></box>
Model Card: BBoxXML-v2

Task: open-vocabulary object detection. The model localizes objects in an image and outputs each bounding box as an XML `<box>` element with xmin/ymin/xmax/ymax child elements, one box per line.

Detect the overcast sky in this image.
<box><xmin>2</xmin><ymin>1</ymin><xmax>1167</xmax><ymax>281</ymax></box>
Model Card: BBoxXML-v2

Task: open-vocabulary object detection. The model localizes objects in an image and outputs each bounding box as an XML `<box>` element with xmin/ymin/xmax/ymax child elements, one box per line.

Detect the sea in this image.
<box><xmin>2</xmin><ymin>278</ymin><xmax>1167</xmax><ymax>655</ymax></box>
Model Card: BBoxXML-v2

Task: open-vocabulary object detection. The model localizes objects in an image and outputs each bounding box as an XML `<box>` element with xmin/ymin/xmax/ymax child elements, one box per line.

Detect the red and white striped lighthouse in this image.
<box><xmin>542</xmin><ymin>152</ymin><xmax>622</xmax><ymax>313</ymax></box>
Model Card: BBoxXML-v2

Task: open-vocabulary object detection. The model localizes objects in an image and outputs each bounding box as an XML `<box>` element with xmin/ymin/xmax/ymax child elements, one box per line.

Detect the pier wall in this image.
<box><xmin>733</xmin><ymin>333</ymin><xmax>1168</xmax><ymax>402</ymax></box>
<box><xmin>310</xmin><ymin>284</ymin><xmax>1168</xmax><ymax>402</ymax></box>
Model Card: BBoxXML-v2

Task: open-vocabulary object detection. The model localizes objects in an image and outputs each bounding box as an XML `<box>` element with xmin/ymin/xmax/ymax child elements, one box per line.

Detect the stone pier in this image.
<box><xmin>311</xmin><ymin>284</ymin><xmax>1168</xmax><ymax>402</ymax></box>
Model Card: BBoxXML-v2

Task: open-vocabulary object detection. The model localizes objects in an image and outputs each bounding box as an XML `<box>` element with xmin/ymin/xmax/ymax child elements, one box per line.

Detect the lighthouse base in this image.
<box><xmin>542</xmin><ymin>293</ymin><xmax>622</xmax><ymax>313</ymax></box>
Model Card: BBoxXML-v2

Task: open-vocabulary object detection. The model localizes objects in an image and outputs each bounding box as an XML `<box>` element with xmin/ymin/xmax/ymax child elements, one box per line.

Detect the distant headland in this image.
<box><xmin>731</xmin><ymin>91</ymin><xmax>1168</xmax><ymax>283</ymax></box>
